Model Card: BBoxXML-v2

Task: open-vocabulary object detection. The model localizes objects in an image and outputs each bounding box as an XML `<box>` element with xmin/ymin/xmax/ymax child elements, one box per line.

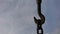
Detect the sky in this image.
<box><xmin>0</xmin><ymin>0</ymin><xmax>60</xmax><ymax>34</ymax></box>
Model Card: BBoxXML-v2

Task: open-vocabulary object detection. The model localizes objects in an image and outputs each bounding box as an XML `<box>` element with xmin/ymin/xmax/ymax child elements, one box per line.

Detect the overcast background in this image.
<box><xmin>0</xmin><ymin>0</ymin><xmax>60</xmax><ymax>34</ymax></box>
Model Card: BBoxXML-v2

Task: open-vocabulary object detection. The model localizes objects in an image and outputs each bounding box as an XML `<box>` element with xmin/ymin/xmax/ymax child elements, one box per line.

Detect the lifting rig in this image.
<box><xmin>34</xmin><ymin>0</ymin><xmax>45</xmax><ymax>34</ymax></box>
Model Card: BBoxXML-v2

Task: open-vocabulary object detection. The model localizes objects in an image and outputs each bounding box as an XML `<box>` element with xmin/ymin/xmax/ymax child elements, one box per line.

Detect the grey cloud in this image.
<box><xmin>51</xmin><ymin>28</ymin><xmax>60</xmax><ymax>34</ymax></box>
<box><xmin>0</xmin><ymin>0</ymin><xmax>37</xmax><ymax>34</ymax></box>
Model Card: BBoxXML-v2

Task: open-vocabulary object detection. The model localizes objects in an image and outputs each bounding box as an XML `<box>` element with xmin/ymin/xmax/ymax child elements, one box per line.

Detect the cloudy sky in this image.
<box><xmin>0</xmin><ymin>0</ymin><xmax>60</xmax><ymax>34</ymax></box>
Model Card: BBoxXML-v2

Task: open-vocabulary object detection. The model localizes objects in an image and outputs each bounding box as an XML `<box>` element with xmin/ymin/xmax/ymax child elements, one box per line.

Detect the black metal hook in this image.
<box><xmin>34</xmin><ymin>0</ymin><xmax>45</xmax><ymax>34</ymax></box>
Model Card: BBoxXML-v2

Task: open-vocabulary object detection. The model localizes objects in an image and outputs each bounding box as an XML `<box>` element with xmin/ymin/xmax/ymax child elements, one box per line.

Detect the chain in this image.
<box><xmin>34</xmin><ymin>0</ymin><xmax>45</xmax><ymax>34</ymax></box>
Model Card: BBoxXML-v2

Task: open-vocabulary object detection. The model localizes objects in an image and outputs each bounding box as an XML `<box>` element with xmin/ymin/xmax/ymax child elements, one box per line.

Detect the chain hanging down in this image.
<box><xmin>34</xmin><ymin>0</ymin><xmax>45</xmax><ymax>34</ymax></box>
